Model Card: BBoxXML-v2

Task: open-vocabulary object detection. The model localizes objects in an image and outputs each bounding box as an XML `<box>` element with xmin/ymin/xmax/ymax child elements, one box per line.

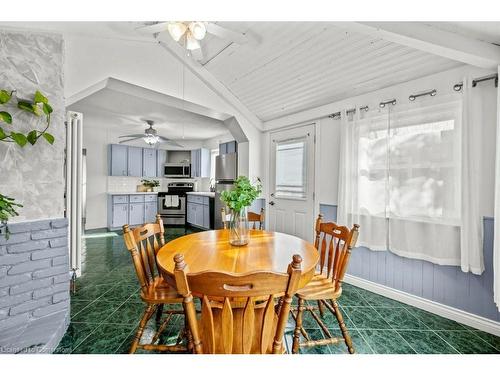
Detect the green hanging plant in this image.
<box><xmin>0</xmin><ymin>194</ymin><xmax>23</xmax><ymax>240</ymax></box>
<box><xmin>0</xmin><ymin>89</ymin><xmax>54</xmax><ymax>147</ymax></box>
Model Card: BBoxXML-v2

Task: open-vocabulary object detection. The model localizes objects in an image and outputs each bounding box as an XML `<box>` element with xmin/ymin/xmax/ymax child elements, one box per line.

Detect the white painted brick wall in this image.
<box><xmin>0</xmin><ymin>218</ymin><xmax>69</xmax><ymax>354</ymax></box>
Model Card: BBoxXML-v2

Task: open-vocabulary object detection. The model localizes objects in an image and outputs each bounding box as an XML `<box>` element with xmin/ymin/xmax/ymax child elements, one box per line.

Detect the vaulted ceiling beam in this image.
<box><xmin>336</xmin><ymin>22</ymin><xmax>500</xmax><ymax>69</ymax></box>
<box><xmin>157</xmin><ymin>37</ymin><xmax>264</xmax><ymax>131</ymax></box>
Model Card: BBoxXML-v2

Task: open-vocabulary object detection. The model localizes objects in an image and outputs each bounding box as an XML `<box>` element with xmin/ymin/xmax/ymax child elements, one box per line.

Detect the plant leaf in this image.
<box><xmin>17</xmin><ymin>101</ymin><xmax>35</xmax><ymax>114</ymax></box>
<box><xmin>10</xmin><ymin>132</ymin><xmax>27</xmax><ymax>147</ymax></box>
<box><xmin>27</xmin><ymin>130</ymin><xmax>38</xmax><ymax>145</ymax></box>
<box><xmin>0</xmin><ymin>90</ymin><xmax>11</xmax><ymax>104</ymax></box>
<box><xmin>0</xmin><ymin>127</ymin><xmax>7</xmax><ymax>140</ymax></box>
<box><xmin>34</xmin><ymin>91</ymin><xmax>48</xmax><ymax>104</ymax></box>
<box><xmin>42</xmin><ymin>132</ymin><xmax>55</xmax><ymax>145</ymax></box>
<box><xmin>0</xmin><ymin>111</ymin><xmax>12</xmax><ymax>124</ymax></box>
<box><xmin>42</xmin><ymin>103</ymin><xmax>53</xmax><ymax>115</ymax></box>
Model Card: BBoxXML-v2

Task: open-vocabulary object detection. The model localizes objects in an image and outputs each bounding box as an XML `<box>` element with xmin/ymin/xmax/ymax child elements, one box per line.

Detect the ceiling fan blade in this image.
<box><xmin>118</xmin><ymin>134</ymin><xmax>146</xmax><ymax>138</ymax></box>
<box><xmin>158</xmin><ymin>136</ymin><xmax>183</xmax><ymax>147</ymax></box>
<box><xmin>136</xmin><ymin>22</ymin><xmax>170</xmax><ymax>34</ymax></box>
<box><xmin>205</xmin><ymin>22</ymin><xmax>250</xmax><ymax>45</ymax></box>
<box><xmin>118</xmin><ymin>136</ymin><xmax>143</xmax><ymax>144</ymax></box>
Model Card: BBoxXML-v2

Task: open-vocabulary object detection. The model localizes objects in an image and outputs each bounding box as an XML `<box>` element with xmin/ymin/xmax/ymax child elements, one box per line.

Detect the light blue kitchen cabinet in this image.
<box><xmin>144</xmin><ymin>201</ymin><xmax>158</xmax><ymax>223</ymax></box>
<box><xmin>129</xmin><ymin>203</ymin><xmax>145</xmax><ymax>226</ymax></box>
<box><xmin>218</xmin><ymin>142</ymin><xmax>227</xmax><ymax>155</ymax></box>
<box><xmin>186</xmin><ymin>202</ymin><xmax>196</xmax><ymax>225</ymax></box>
<box><xmin>127</xmin><ymin>146</ymin><xmax>143</xmax><ymax>177</ymax></box>
<box><xmin>226</xmin><ymin>141</ymin><xmax>237</xmax><ymax>154</ymax></box>
<box><xmin>157</xmin><ymin>149</ymin><xmax>167</xmax><ymax>177</ymax></box>
<box><xmin>111</xmin><ymin>203</ymin><xmax>129</xmax><ymax>228</ymax></box>
<box><xmin>109</xmin><ymin>144</ymin><xmax>128</xmax><ymax>176</ymax></box>
<box><xmin>218</xmin><ymin>141</ymin><xmax>237</xmax><ymax>155</ymax></box>
<box><xmin>190</xmin><ymin>148</ymin><xmax>210</xmax><ymax>178</ymax></box>
<box><xmin>142</xmin><ymin>148</ymin><xmax>157</xmax><ymax>177</ymax></box>
<box><xmin>203</xmin><ymin>204</ymin><xmax>210</xmax><ymax>229</ymax></box>
<box><xmin>186</xmin><ymin>195</ymin><xmax>212</xmax><ymax>229</ymax></box>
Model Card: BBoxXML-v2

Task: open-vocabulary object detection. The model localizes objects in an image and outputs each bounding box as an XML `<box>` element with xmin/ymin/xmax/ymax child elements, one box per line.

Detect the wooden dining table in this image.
<box><xmin>156</xmin><ymin>229</ymin><xmax>319</xmax><ymax>289</ymax></box>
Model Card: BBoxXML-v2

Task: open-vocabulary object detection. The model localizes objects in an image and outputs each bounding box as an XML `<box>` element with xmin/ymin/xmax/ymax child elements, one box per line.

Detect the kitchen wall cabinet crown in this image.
<box><xmin>190</xmin><ymin>148</ymin><xmax>211</xmax><ymax>178</ymax></box>
<box><xmin>108</xmin><ymin>144</ymin><xmax>163</xmax><ymax>178</ymax></box>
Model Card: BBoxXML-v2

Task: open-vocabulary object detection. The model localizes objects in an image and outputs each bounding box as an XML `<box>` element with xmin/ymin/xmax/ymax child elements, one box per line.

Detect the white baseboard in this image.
<box><xmin>344</xmin><ymin>274</ymin><xmax>500</xmax><ymax>337</ymax></box>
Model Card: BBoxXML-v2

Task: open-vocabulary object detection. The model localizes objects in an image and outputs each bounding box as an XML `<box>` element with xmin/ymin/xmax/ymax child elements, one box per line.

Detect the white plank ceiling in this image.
<box><xmin>201</xmin><ymin>22</ymin><xmax>463</xmax><ymax>122</ymax></box>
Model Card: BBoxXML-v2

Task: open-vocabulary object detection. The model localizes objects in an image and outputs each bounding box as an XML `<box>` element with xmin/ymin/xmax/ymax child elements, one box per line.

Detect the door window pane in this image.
<box><xmin>275</xmin><ymin>139</ymin><xmax>306</xmax><ymax>198</ymax></box>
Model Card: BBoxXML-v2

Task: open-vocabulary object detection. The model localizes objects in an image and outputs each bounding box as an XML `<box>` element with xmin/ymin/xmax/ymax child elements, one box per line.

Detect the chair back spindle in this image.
<box><xmin>123</xmin><ymin>215</ymin><xmax>166</xmax><ymax>291</ymax></box>
<box><xmin>313</xmin><ymin>214</ymin><xmax>359</xmax><ymax>292</ymax></box>
<box><xmin>174</xmin><ymin>253</ymin><xmax>303</xmax><ymax>354</ymax></box>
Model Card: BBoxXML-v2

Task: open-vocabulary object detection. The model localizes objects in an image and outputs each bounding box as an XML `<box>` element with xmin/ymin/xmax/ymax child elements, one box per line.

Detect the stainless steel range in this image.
<box><xmin>158</xmin><ymin>182</ymin><xmax>194</xmax><ymax>225</ymax></box>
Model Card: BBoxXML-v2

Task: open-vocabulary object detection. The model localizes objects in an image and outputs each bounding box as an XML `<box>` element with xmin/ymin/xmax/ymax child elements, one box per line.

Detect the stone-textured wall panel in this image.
<box><xmin>0</xmin><ymin>29</ymin><xmax>65</xmax><ymax>222</ymax></box>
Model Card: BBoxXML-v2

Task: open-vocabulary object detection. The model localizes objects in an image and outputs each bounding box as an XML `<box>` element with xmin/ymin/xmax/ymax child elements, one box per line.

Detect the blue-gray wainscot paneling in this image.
<box><xmin>319</xmin><ymin>204</ymin><xmax>500</xmax><ymax>323</ymax></box>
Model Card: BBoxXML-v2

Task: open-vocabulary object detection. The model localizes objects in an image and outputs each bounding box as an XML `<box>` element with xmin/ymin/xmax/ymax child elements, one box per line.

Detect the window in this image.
<box><xmin>338</xmin><ymin>97</ymin><xmax>467</xmax><ymax>265</ymax></box>
<box><xmin>354</xmin><ymin>101</ymin><xmax>461</xmax><ymax>225</ymax></box>
<box><xmin>275</xmin><ymin>138</ymin><xmax>307</xmax><ymax>198</ymax></box>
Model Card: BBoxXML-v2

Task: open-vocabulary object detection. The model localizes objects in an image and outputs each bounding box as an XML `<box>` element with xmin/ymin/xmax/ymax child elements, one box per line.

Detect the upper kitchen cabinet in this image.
<box><xmin>157</xmin><ymin>149</ymin><xmax>167</xmax><ymax>177</ymax></box>
<box><xmin>142</xmin><ymin>148</ymin><xmax>157</xmax><ymax>177</ymax></box>
<box><xmin>109</xmin><ymin>144</ymin><xmax>128</xmax><ymax>176</ymax></box>
<box><xmin>191</xmin><ymin>148</ymin><xmax>210</xmax><ymax>178</ymax></box>
<box><xmin>219</xmin><ymin>140</ymin><xmax>237</xmax><ymax>155</ymax></box>
<box><xmin>127</xmin><ymin>146</ymin><xmax>143</xmax><ymax>177</ymax></box>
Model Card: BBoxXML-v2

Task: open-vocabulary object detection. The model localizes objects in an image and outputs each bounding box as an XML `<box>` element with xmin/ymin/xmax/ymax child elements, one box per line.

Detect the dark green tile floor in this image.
<box><xmin>55</xmin><ymin>227</ymin><xmax>500</xmax><ymax>354</ymax></box>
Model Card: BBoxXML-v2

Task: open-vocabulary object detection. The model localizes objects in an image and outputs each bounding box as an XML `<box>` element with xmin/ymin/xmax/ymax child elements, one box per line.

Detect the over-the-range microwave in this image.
<box><xmin>164</xmin><ymin>163</ymin><xmax>191</xmax><ymax>178</ymax></box>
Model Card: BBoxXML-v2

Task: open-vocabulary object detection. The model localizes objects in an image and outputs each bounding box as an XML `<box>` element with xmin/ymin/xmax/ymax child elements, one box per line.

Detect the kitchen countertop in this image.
<box><xmin>186</xmin><ymin>191</ymin><xmax>215</xmax><ymax>198</ymax></box>
<box><xmin>107</xmin><ymin>192</ymin><xmax>159</xmax><ymax>195</ymax></box>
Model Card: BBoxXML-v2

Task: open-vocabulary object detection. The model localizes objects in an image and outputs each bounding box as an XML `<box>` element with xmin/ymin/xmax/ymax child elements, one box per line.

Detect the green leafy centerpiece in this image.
<box><xmin>220</xmin><ymin>176</ymin><xmax>262</xmax><ymax>246</ymax></box>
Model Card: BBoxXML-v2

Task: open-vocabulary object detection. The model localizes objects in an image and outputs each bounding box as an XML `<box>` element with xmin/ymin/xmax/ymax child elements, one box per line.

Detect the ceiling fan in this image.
<box><xmin>118</xmin><ymin>120</ymin><xmax>183</xmax><ymax>147</ymax></box>
<box><xmin>137</xmin><ymin>21</ymin><xmax>252</xmax><ymax>60</ymax></box>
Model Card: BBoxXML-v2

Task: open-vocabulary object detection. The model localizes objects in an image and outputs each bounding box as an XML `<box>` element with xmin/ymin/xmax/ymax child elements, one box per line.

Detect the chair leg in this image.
<box><xmin>184</xmin><ymin>313</ymin><xmax>194</xmax><ymax>353</ymax></box>
<box><xmin>155</xmin><ymin>304</ymin><xmax>164</xmax><ymax>325</ymax></box>
<box><xmin>317</xmin><ymin>300</ymin><xmax>325</xmax><ymax>317</ymax></box>
<box><xmin>332</xmin><ymin>299</ymin><xmax>354</xmax><ymax>354</ymax></box>
<box><xmin>292</xmin><ymin>298</ymin><xmax>305</xmax><ymax>354</ymax></box>
<box><xmin>129</xmin><ymin>304</ymin><xmax>156</xmax><ymax>354</ymax></box>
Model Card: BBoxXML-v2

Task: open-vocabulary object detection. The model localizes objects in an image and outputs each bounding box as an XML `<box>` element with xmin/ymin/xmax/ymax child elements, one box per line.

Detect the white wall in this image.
<box><xmin>264</xmin><ymin>65</ymin><xmax>498</xmax><ymax>218</ymax></box>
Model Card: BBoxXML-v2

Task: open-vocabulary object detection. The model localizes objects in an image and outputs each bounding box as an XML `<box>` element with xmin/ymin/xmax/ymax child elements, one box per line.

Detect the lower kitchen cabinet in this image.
<box><xmin>129</xmin><ymin>203</ymin><xmax>145</xmax><ymax>226</ymax></box>
<box><xmin>111</xmin><ymin>203</ymin><xmax>129</xmax><ymax>228</ymax></box>
<box><xmin>186</xmin><ymin>195</ymin><xmax>213</xmax><ymax>230</ymax></box>
<box><xmin>145</xmin><ymin>201</ymin><xmax>158</xmax><ymax>223</ymax></box>
<box><xmin>107</xmin><ymin>194</ymin><xmax>158</xmax><ymax>230</ymax></box>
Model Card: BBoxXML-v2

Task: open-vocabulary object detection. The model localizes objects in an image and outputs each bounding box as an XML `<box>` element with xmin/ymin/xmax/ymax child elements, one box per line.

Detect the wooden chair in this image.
<box><xmin>291</xmin><ymin>215</ymin><xmax>359</xmax><ymax>354</ymax></box>
<box><xmin>248</xmin><ymin>208</ymin><xmax>265</xmax><ymax>229</ymax></box>
<box><xmin>122</xmin><ymin>215</ymin><xmax>188</xmax><ymax>354</ymax></box>
<box><xmin>174</xmin><ymin>253</ymin><xmax>303</xmax><ymax>354</ymax></box>
<box><xmin>221</xmin><ymin>207</ymin><xmax>265</xmax><ymax>230</ymax></box>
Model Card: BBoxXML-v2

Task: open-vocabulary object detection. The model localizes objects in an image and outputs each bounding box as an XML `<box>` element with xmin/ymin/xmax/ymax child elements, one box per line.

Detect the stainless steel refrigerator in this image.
<box><xmin>214</xmin><ymin>152</ymin><xmax>237</xmax><ymax>229</ymax></box>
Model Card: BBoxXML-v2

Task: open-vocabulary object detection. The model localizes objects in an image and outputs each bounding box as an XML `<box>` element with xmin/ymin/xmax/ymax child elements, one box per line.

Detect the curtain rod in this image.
<box><xmin>328</xmin><ymin>73</ymin><xmax>499</xmax><ymax>119</ymax></box>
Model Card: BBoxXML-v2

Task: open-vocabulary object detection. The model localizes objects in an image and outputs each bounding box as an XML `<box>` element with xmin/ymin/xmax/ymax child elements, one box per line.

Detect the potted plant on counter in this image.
<box><xmin>220</xmin><ymin>176</ymin><xmax>262</xmax><ymax>246</ymax></box>
<box><xmin>141</xmin><ymin>179</ymin><xmax>160</xmax><ymax>192</ymax></box>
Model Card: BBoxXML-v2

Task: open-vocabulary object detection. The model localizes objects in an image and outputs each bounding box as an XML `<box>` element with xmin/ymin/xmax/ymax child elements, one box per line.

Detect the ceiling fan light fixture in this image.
<box><xmin>167</xmin><ymin>22</ymin><xmax>187</xmax><ymax>42</ymax></box>
<box><xmin>189</xmin><ymin>21</ymin><xmax>207</xmax><ymax>40</ymax></box>
<box><xmin>186</xmin><ymin>32</ymin><xmax>201</xmax><ymax>50</ymax></box>
<box><xmin>143</xmin><ymin>134</ymin><xmax>160</xmax><ymax>145</ymax></box>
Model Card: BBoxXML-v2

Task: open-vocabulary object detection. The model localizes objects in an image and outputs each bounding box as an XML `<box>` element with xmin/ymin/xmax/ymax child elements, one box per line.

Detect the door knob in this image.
<box><xmin>269</xmin><ymin>201</ymin><xmax>275</xmax><ymax>206</ymax></box>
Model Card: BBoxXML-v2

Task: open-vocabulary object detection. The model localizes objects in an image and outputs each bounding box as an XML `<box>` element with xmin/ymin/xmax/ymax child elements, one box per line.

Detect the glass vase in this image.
<box><xmin>229</xmin><ymin>207</ymin><xmax>249</xmax><ymax>246</ymax></box>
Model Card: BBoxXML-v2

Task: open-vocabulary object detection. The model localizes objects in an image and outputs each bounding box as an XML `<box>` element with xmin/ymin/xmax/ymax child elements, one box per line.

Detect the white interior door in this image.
<box><xmin>268</xmin><ymin>124</ymin><xmax>315</xmax><ymax>242</ymax></box>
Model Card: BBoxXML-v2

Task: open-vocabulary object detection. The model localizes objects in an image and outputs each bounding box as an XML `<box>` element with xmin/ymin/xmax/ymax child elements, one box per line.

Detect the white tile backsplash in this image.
<box><xmin>107</xmin><ymin>176</ymin><xmax>212</xmax><ymax>193</ymax></box>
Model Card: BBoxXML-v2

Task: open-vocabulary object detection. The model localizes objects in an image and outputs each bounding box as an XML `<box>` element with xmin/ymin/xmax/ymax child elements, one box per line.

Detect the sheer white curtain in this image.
<box><xmin>338</xmin><ymin>89</ymin><xmax>483</xmax><ymax>271</ymax></box>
